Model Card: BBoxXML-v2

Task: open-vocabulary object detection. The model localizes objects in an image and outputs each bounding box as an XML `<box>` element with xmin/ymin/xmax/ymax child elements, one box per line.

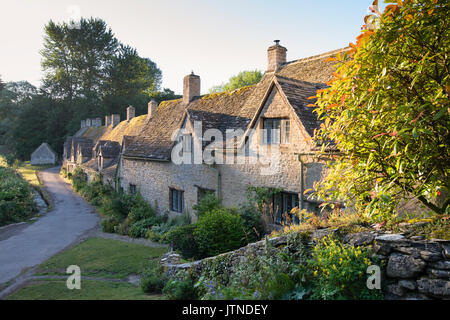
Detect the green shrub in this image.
<box><xmin>166</xmin><ymin>224</ymin><xmax>199</xmax><ymax>259</ymax></box>
<box><xmin>71</xmin><ymin>168</ymin><xmax>87</xmax><ymax>192</ymax></box>
<box><xmin>239</xmin><ymin>207</ymin><xmax>265</xmax><ymax>243</ymax></box>
<box><xmin>101</xmin><ymin>215</ymin><xmax>121</xmax><ymax>233</ymax></box>
<box><xmin>128</xmin><ymin>194</ymin><xmax>156</xmax><ymax>224</ymax></box>
<box><xmin>129</xmin><ymin>217</ymin><xmax>161</xmax><ymax>238</ymax></box>
<box><xmin>60</xmin><ymin>167</ymin><xmax>67</xmax><ymax>178</ymax></box>
<box><xmin>307</xmin><ymin>235</ymin><xmax>383</xmax><ymax>300</ymax></box>
<box><xmin>162</xmin><ymin>272</ymin><xmax>198</xmax><ymax>300</ymax></box>
<box><xmin>194</xmin><ymin>208</ymin><xmax>246</xmax><ymax>258</ymax></box>
<box><xmin>140</xmin><ymin>266</ymin><xmax>168</xmax><ymax>294</ymax></box>
<box><xmin>0</xmin><ymin>166</ymin><xmax>36</xmax><ymax>226</ymax></box>
<box><xmin>192</xmin><ymin>193</ymin><xmax>221</xmax><ymax>217</ymax></box>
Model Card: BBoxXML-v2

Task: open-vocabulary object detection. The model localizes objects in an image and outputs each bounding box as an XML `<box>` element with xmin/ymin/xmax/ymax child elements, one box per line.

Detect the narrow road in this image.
<box><xmin>0</xmin><ymin>166</ymin><xmax>99</xmax><ymax>285</ymax></box>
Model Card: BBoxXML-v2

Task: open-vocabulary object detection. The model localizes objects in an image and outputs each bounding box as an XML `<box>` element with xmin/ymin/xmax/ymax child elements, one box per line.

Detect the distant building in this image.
<box><xmin>31</xmin><ymin>143</ymin><xmax>58</xmax><ymax>165</ymax></box>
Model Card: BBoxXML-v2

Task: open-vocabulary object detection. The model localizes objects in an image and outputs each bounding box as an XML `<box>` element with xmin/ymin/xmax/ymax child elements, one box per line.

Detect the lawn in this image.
<box><xmin>15</xmin><ymin>161</ymin><xmax>52</xmax><ymax>188</ymax></box>
<box><xmin>37</xmin><ymin>237</ymin><xmax>168</xmax><ymax>278</ymax></box>
<box><xmin>8</xmin><ymin>237</ymin><xmax>168</xmax><ymax>300</ymax></box>
<box><xmin>6</xmin><ymin>280</ymin><xmax>162</xmax><ymax>300</ymax></box>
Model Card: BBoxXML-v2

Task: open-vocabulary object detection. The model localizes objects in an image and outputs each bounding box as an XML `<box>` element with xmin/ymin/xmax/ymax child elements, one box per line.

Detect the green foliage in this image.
<box><xmin>209</xmin><ymin>70</ymin><xmax>263</xmax><ymax>93</ymax></box>
<box><xmin>197</xmin><ymin>232</ymin><xmax>383</xmax><ymax>300</ymax></box>
<box><xmin>166</xmin><ymin>224</ymin><xmax>199</xmax><ymax>259</ymax></box>
<box><xmin>239</xmin><ymin>207</ymin><xmax>265</xmax><ymax>243</ymax></box>
<box><xmin>312</xmin><ymin>0</ymin><xmax>450</xmax><ymax>219</ymax></box>
<box><xmin>194</xmin><ymin>208</ymin><xmax>247</xmax><ymax>258</ymax></box>
<box><xmin>192</xmin><ymin>193</ymin><xmax>221</xmax><ymax>217</ymax></box>
<box><xmin>129</xmin><ymin>217</ymin><xmax>162</xmax><ymax>238</ymax></box>
<box><xmin>197</xmin><ymin>235</ymin><xmax>307</xmax><ymax>300</ymax></box>
<box><xmin>162</xmin><ymin>271</ymin><xmax>198</xmax><ymax>300</ymax></box>
<box><xmin>1</xmin><ymin>18</ymin><xmax>177</xmax><ymax>159</ymax></box>
<box><xmin>147</xmin><ymin>213</ymin><xmax>191</xmax><ymax>243</ymax></box>
<box><xmin>246</xmin><ymin>185</ymin><xmax>281</xmax><ymax>212</ymax></box>
<box><xmin>0</xmin><ymin>163</ymin><xmax>36</xmax><ymax>226</ymax></box>
<box><xmin>307</xmin><ymin>235</ymin><xmax>383</xmax><ymax>300</ymax></box>
<box><xmin>101</xmin><ymin>215</ymin><xmax>121</xmax><ymax>233</ymax></box>
<box><xmin>71</xmin><ymin>168</ymin><xmax>87</xmax><ymax>192</ymax></box>
<box><xmin>140</xmin><ymin>265</ymin><xmax>168</xmax><ymax>294</ymax></box>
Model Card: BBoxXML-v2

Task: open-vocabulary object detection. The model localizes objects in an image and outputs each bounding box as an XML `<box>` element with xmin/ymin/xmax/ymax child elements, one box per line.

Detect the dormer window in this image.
<box><xmin>263</xmin><ymin>118</ymin><xmax>290</xmax><ymax>144</ymax></box>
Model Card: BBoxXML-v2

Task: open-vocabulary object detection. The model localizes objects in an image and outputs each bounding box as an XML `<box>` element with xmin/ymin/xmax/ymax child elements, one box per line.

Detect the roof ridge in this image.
<box><xmin>281</xmin><ymin>47</ymin><xmax>350</xmax><ymax>68</ymax></box>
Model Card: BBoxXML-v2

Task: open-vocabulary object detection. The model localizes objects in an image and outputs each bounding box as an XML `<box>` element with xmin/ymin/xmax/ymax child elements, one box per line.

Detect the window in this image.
<box><xmin>170</xmin><ymin>188</ymin><xmax>184</xmax><ymax>213</ymax></box>
<box><xmin>273</xmin><ymin>191</ymin><xmax>299</xmax><ymax>224</ymax></box>
<box><xmin>281</xmin><ymin>119</ymin><xmax>290</xmax><ymax>144</ymax></box>
<box><xmin>129</xmin><ymin>184</ymin><xmax>137</xmax><ymax>195</ymax></box>
<box><xmin>263</xmin><ymin>118</ymin><xmax>290</xmax><ymax>144</ymax></box>
<box><xmin>197</xmin><ymin>187</ymin><xmax>215</xmax><ymax>202</ymax></box>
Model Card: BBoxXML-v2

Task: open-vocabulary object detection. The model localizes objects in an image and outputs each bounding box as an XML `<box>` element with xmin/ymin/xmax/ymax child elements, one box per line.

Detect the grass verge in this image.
<box><xmin>6</xmin><ymin>280</ymin><xmax>162</xmax><ymax>300</ymax></box>
<box><xmin>16</xmin><ymin>161</ymin><xmax>54</xmax><ymax>209</ymax></box>
<box><xmin>36</xmin><ymin>237</ymin><xmax>167</xmax><ymax>278</ymax></box>
<box><xmin>8</xmin><ymin>237</ymin><xmax>168</xmax><ymax>300</ymax></box>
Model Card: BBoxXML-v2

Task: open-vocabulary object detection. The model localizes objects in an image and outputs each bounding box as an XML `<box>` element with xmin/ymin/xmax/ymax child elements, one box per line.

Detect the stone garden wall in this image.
<box><xmin>160</xmin><ymin>228</ymin><xmax>450</xmax><ymax>300</ymax></box>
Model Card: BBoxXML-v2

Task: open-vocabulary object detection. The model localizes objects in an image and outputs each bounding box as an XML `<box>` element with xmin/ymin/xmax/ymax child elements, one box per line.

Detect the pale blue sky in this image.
<box><xmin>0</xmin><ymin>0</ymin><xmax>381</xmax><ymax>94</ymax></box>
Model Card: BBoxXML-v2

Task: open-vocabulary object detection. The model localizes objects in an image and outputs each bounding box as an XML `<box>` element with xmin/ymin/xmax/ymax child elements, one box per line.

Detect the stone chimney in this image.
<box><xmin>183</xmin><ymin>72</ymin><xmax>200</xmax><ymax>104</ymax></box>
<box><xmin>267</xmin><ymin>40</ymin><xmax>287</xmax><ymax>72</ymax></box>
<box><xmin>127</xmin><ymin>106</ymin><xmax>135</xmax><ymax>122</ymax></box>
<box><xmin>85</xmin><ymin>118</ymin><xmax>92</xmax><ymax>127</ymax></box>
<box><xmin>94</xmin><ymin>118</ymin><xmax>102</xmax><ymax>127</ymax></box>
<box><xmin>112</xmin><ymin>114</ymin><xmax>120</xmax><ymax>128</ymax></box>
<box><xmin>81</xmin><ymin>120</ymin><xmax>86</xmax><ymax>129</ymax></box>
<box><xmin>105</xmin><ymin>115</ymin><xmax>111</xmax><ymax>127</ymax></box>
<box><xmin>147</xmin><ymin>100</ymin><xmax>158</xmax><ymax>121</ymax></box>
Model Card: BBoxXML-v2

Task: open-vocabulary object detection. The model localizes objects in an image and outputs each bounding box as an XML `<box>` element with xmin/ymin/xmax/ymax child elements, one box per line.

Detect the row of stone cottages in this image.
<box><xmin>63</xmin><ymin>41</ymin><xmax>345</xmax><ymax>223</ymax></box>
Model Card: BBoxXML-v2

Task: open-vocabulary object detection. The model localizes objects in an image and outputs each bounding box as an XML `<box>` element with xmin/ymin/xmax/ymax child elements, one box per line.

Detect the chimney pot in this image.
<box><xmin>267</xmin><ymin>40</ymin><xmax>287</xmax><ymax>72</ymax></box>
<box><xmin>183</xmin><ymin>72</ymin><xmax>200</xmax><ymax>104</ymax></box>
<box><xmin>147</xmin><ymin>100</ymin><xmax>158</xmax><ymax>121</ymax></box>
<box><xmin>86</xmin><ymin>118</ymin><xmax>92</xmax><ymax>127</ymax></box>
<box><xmin>127</xmin><ymin>106</ymin><xmax>135</xmax><ymax>122</ymax></box>
<box><xmin>105</xmin><ymin>115</ymin><xmax>111</xmax><ymax>127</ymax></box>
<box><xmin>81</xmin><ymin>120</ymin><xmax>86</xmax><ymax>129</ymax></box>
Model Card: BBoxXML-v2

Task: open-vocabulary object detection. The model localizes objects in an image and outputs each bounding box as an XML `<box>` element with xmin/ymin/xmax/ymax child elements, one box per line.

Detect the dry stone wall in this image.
<box><xmin>161</xmin><ymin>229</ymin><xmax>450</xmax><ymax>300</ymax></box>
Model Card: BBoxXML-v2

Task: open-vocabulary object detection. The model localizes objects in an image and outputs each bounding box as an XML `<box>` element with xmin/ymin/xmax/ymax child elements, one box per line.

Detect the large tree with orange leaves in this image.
<box><xmin>312</xmin><ymin>0</ymin><xmax>449</xmax><ymax>219</ymax></box>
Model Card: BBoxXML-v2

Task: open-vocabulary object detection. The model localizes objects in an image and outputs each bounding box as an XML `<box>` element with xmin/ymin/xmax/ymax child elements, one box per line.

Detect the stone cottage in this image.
<box><xmin>62</xmin><ymin>41</ymin><xmax>346</xmax><ymax>222</ymax></box>
<box><xmin>119</xmin><ymin>42</ymin><xmax>345</xmax><ymax>221</ymax></box>
<box><xmin>63</xmin><ymin>108</ymin><xmax>147</xmax><ymax>186</ymax></box>
<box><xmin>31</xmin><ymin>142</ymin><xmax>58</xmax><ymax>165</ymax></box>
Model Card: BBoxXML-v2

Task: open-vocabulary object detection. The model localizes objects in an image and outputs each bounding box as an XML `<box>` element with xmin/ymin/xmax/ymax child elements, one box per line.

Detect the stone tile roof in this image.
<box><xmin>100</xmin><ymin>141</ymin><xmax>121</xmax><ymax>158</ymax></box>
<box><xmin>123</xmin><ymin>99</ymin><xmax>187</xmax><ymax>160</ymax></box>
<box><xmin>82</xmin><ymin>158</ymin><xmax>98</xmax><ymax>171</ymax></box>
<box><xmin>277</xmin><ymin>48</ymin><xmax>349</xmax><ymax>83</ymax></box>
<box><xmin>102</xmin><ymin>163</ymin><xmax>118</xmax><ymax>179</ymax></box>
<box><xmin>275</xmin><ymin>76</ymin><xmax>326</xmax><ymax>137</ymax></box>
<box><xmin>123</xmin><ymin>48</ymin><xmax>346</xmax><ymax>161</ymax></box>
<box><xmin>99</xmin><ymin>115</ymin><xmax>147</xmax><ymax>143</ymax></box>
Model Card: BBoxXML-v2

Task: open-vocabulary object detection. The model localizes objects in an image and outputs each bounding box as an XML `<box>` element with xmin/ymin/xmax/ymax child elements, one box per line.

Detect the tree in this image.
<box><xmin>103</xmin><ymin>44</ymin><xmax>162</xmax><ymax>116</ymax></box>
<box><xmin>148</xmin><ymin>88</ymin><xmax>181</xmax><ymax>104</ymax></box>
<box><xmin>0</xmin><ymin>81</ymin><xmax>37</xmax><ymax>148</ymax></box>
<box><xmin>0</xmin><ymin>75</ymin><xmax>4</xmax><ymax>91</ymax></box>
<box><xmin>209</xmin><ymin>70</ymin><xmax>263</xmax><ymax>93</ymax></box>
<box><xmin>312</xmin><ymin>0</ymin><xmax>449</xmax><ymax>219</ymax></box>
<box><xmin>41</xmin><ymin>18</ymin><xmax>118</xmax><ymax>101</ymax></box>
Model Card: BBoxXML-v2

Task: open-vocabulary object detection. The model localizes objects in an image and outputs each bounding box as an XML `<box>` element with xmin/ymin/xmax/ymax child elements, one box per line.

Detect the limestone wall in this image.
<box><xmin>120</xmin><ymin>158</ymin><xmax>217</xmax><ymax>220</ymax></box>
<box><xmin>161</xmin><ymin>230</ymin><xmax>450</xmax><ymax>300</ymax></box>
<box><xmin>121</xmin><ymin>85</ymin><xmax>328</xmax><ymax>216</ymax></box>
